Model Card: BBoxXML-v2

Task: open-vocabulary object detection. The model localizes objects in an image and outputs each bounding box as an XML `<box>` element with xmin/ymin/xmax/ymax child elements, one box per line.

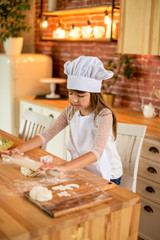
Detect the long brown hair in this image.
<box><xmin>68</xmin><ymin>89</ymin><xmax>117</xmax><ymax>139</ymax></box>
<box><xmin>90</xmin><ymin>92</ymin><xmax>117</xmax><ymax>139</ymax></box>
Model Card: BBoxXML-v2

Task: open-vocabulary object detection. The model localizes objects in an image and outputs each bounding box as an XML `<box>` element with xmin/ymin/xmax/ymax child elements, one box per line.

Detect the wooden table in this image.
<box><xmin>0</xmin><ymin>129</ymin><xmax>141</xmax><ymax>240</ymax></box>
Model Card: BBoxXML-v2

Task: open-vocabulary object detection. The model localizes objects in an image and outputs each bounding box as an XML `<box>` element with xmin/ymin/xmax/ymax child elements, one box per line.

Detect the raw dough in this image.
<box><xmin>21</xmin><ymin>166</ymin><xmax>34</xmax><ymax>177</ymax></box>
<box><xmin>57</xmin><ymin>191</ymin><xmax>71</xmax><ymax>197</ymax></box>
<box><xmin>29</xmin><ymin>186</ymin><xmax>52</xmax><ymax>201</ymax></box>
<box><xmin>52</xmin><ymin>184</ymin><xmax>79</xmax><ymax>191</ymax></box>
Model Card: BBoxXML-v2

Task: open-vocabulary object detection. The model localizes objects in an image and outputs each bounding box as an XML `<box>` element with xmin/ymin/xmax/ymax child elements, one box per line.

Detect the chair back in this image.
<box><xmin>19</xmin><ymin>109</ymin><xmax>53</xmax><ymax>150</ymax></box>
<box><xmin>116</xmin><ymin>122</ymin><xmax>147</xmax><ymax>192</ymax></box>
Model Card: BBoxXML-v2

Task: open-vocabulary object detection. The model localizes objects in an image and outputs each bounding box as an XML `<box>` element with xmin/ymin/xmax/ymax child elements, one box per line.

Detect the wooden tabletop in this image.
<box><xmin>19</xmin><ymin>96</ymin><xmax>160</xmax><ymax>137</ymax></box>
<box><xmin>0</xmin><ymin>129</ymin><xmax>141</xmax><ymax>240</ymax></box>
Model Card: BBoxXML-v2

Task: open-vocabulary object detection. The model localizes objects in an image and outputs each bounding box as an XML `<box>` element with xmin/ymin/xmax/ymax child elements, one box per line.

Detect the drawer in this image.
<box><xmin>139</xmin><ymin>198</ymin><xmax>160</xmax><ymax>240</ymax></box>
<box><xmin>141</xmin><ymin>138</ymin><xmax>160</xmax><ymax>163</ymax></box>
<box><xmin>138</xmin><ymin>157</ymin><xmax>160</xmax><ymax>184</ymax></box>
<box><xmin>41</xmin><ymin>107</ymin><xmax>61</xmax><ymax>119</ymax></box>
<box><xmin>137</xmin><ymin>176</ymin><xmax>160</xmax><ymax>204</ymax></box>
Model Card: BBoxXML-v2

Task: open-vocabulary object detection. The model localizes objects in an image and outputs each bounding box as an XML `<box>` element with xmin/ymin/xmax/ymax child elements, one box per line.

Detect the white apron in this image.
<box><xmin>66</xmin><ymin>111</ymin><xmax>112</xmax><ymax>180</ymax></box>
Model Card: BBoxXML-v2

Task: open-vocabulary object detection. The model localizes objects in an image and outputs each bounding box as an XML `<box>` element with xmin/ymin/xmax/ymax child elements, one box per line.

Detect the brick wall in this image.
<box><xmin>35</xmin><ymin>0</ymin><xmax>160</xmax><ymax>113</ymax></box>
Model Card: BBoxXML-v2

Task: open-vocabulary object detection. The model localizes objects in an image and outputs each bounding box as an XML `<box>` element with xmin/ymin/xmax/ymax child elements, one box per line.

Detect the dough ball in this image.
<box><xmin>21</xmin><ymin>166</ymin><xmax>34</xmax><ymax>177</ymax></box>
<box><xmin>29</xmin><ymin>186</ymin><xmax>52</xmax><ymax>201</ymax></box>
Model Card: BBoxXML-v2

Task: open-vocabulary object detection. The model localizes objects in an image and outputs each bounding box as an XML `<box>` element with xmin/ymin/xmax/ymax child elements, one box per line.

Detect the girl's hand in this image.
<box><xmin>0</xmin><ymin>148</ymin><xmax>21</xmax><ymax>156</ymax></box>
<box><xmin>37</xmin><ymin>160</ymin><xmax>67</xmax><ymax>172</ymax></box>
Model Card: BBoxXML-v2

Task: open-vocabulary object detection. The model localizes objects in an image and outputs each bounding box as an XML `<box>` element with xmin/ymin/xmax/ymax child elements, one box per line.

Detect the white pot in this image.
<box><xmin>3</xmin><ymin>37</ymin><xmax>23</xmax><ymax>56</ymax></box>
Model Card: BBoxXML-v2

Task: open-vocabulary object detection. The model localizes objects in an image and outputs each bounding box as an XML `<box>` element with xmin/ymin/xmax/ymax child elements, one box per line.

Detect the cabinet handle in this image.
<box><xmin>149</xmin><ymin>146</ymin><xmax>159</xmax><ymax>154</ymax></box>
<box><xmin>49</xmin><ymin>114</ymin><xmax>54</xmax><ymax>118</ymax></box>
<box><xmin>28</xmin><ymin>107</ymin><xmax>33</xmax><ymax>111</ymax></box>
<box><xmin>145</xmin><ymin>186</ymin><xmax>155</xmax><ymax>193</ymax></box>
<box><xmin>144</xmin><ymin>205</ymin><xmax>153</xmax><ymax>213</ymax></box>
<box><xmin>147</xmin><ymin>167</ymin><xmax>157</xmax><ymax>174</ymax></box>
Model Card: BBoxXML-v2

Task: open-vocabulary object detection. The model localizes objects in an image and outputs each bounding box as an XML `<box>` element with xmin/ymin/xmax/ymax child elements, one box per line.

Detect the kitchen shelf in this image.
<box><xmin>40</xmin><ymin>37</ymin><xmax>117</xmax><ymax>42</ymax></box>
<box><xmin>42</xmin><ymin>6</ymin><xmax>112</xmax><ymax>17</ymax></box>
<box><xmin>39</xmin><ymin>4</ymin><xmax>120</xmax><ymax>42</ymax></box>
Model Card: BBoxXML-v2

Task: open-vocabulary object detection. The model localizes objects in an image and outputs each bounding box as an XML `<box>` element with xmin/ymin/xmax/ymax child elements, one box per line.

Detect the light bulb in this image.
<box><xmin>42</xmin><ymin>17</ymin><xmax>48</xmax><ymax>28</ymax></box>
<box><xmin>69</xmin><ymin>25</ymin><xmax>75</xmax><ymax>37</ymax></box>
<box><xmin>53</xmin><ymin>23</ymin><xmax>65</xmax><ymax>38</ymax></box>
<box><xmin>86</xmin><ymin>20</ymin><xmax>92</xmax><ymax>34</ymax></box>
<box><xmin>104</xmin><ymin>11</ymin><xmax>111</xmax><ymax>25</ymax></box>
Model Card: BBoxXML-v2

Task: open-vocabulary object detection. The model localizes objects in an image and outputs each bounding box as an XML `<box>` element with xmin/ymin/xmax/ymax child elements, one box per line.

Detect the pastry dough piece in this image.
<box><xmin>29</xmin><ymin>186</ymin><xmax>52</xmax><ymax>201</ymax></box>
<box><xmin>21</xmin><ymin>166</ymin><xmax>35</xmax><ymax>177</ymax></box>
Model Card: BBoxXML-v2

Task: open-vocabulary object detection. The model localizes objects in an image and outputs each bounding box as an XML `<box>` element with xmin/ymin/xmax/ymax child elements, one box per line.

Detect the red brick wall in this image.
<box><xmin>35</xmin><ymin>0</ymin><xmax>160</xmax><ymax>114</ymax></box>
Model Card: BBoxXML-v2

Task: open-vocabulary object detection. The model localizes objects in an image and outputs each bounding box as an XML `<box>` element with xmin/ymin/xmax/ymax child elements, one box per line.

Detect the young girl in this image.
<box><xmin>0</xmin><ymin>56</ymin><xmax>122</xmax><ymax>184</ymax></box>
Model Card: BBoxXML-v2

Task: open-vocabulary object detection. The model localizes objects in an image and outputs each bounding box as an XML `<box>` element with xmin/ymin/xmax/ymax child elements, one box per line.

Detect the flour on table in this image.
<box><xmin>57</xmin><ymin>191</ymin><xmax>71</xmax><ymax>197</ymax></box>
<box><xmin>52</xmin><ymin>184</ymin><xmax>79</xmax><ymax>191</ymax></box>
<box><xmin>29</xmin><ymin>186</ymin><xmax>52</xmax><ymax>201</ymax></box>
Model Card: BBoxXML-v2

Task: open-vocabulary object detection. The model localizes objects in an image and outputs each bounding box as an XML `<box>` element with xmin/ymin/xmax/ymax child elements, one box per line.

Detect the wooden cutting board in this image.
<box><xmin>24</xmin><ymin>179</ymin><xmax>114</xmax><ymax>217</ymax></box>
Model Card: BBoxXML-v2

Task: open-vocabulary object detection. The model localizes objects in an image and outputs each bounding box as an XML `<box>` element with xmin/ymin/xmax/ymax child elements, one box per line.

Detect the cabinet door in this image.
<box><xmin>138</xmin><ymin>157</ymin><xmax>160</xmax><ymax>184</ymax></box>
<box><xmin>118</xmin><ymin>0</ymin><xmax>160</xmax><ymax>55</ymax></box>
<box><xmin>137</xmin><ymin>176</ymin><xmax>160</xmax><ymax>205</ymax></box>
<box><xmin>139</xmin><ymin>198</ymin><xmax>160</xmax><ymax>240</ymax></box>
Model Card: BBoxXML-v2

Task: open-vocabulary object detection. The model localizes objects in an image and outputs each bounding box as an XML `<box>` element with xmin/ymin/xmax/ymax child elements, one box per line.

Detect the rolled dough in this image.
<box><xmin>29</xmin><ymin>186</ymin><xmax>52</xmax><ymax>201</ymax></box>
<box><xmin>21</xmin><ymin>166</ymin><xmax>35</xmax><ymax>177</ymax></box>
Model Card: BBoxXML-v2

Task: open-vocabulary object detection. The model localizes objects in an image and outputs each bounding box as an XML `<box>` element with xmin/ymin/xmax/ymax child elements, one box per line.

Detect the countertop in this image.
<box><xmin>19</xmin><ymin>96</ymin><xmax>160</xmax><ymax>138</ymax></box>
<box><xmin>0</xmin><ymin>129</ymin><xmax>141</xmax><ymax>240</ymax></box>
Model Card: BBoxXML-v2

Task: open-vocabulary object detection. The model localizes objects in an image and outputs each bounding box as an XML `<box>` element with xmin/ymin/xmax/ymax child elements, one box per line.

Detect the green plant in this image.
<box><xmin>102</xmin><ymin>53</ymin><xmax>134</xmax><ymax>94</ymax></box>
<box><xmin>0</xmin><ymin>0</ymin><xmax>31</xmax><ymax>42</ymax></box>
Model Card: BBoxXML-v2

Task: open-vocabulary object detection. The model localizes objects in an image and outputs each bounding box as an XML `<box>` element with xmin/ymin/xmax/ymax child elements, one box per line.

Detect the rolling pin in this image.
<box><xmin>1</xmin><ymin>154</ymin><xmax>64</xmax><ymax>179</ymax></box>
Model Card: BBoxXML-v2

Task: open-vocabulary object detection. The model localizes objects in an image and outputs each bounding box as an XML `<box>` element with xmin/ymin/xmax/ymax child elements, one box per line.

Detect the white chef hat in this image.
<box><xmin>64</xmin><ymin>56</ymin><xmax>114</xmax><ymax>93</ymax></box>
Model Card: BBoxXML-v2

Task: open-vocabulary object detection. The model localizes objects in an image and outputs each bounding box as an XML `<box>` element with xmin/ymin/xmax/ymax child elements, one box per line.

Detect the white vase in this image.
<box><xmin>3</xmin><ymin>37</ymin><xmax>23</xmax><ymax>56</ymax></box>
<box><xmin>48</xmin><ymin>0</ymin><xmax>57</xmax><ymax>11</ymax></box>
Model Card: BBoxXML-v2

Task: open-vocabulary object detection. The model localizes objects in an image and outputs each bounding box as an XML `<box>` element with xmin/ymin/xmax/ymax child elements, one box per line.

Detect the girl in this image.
<box><xmin>0</xmin><ymin>56</ymin><xmax>122</xmax><ymax>184</ymax></box>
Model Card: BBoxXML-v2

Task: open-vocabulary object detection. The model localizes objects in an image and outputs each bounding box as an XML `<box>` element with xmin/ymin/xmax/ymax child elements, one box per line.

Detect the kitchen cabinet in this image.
<box><xmin>19</xmin><ymin>99</ymin><xmax>70</xmax><ymax>161</ymax></box>
<box><xmin>137</xmin><ymin>134</ymin><xmax>160</xmax><ymax>240</ymax></box>
<box><xmin>118</xmin><ymin>0</ymin><xmax>160</xmax><ymax>55</ymax></box>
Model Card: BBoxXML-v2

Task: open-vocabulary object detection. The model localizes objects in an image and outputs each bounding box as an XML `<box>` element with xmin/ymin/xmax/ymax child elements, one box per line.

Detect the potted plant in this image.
<box><xmin>0</xmin><ymin>0</ymin><xmax>31</xmax><ymax>55</ymax></box>
<box><xmin>102</xmin><ymin>53</ymin><xmax>134</xmax><ymax>107</ymax></box>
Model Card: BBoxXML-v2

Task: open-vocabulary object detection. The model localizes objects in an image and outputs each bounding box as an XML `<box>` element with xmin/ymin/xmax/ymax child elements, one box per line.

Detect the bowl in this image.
<box><xmin>0</xmin><ymin>136</ymin><xmax>14</xmax><ymax>150</ymax></box>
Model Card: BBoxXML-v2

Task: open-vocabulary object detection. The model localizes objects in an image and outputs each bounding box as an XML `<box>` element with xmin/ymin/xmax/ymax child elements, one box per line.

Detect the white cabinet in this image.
<box><xmin>137</xmin><ymin>135</ymin><xmax>160</xmax><ymax>240</ymax></box>
<box><xmin>118</xmin><ymin>0</ymin><xmax>160</xmax><ymax>55</ymax></box>
<box><xmin>19</xmin><ymin>100</ymin><xmax>70</xmax><ymax>161</ymax></box>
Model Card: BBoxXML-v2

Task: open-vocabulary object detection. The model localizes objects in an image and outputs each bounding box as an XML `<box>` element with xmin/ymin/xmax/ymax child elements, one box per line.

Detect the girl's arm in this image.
<box><xmin>37</xmin><ymin>152</ymin><xmax>97</xmax><ymax>172</ymax></box>
<box><xmin>0</xmin><ymin>105</ymin><xmax>71</xmax><ymax>156</ymax></box>
<box><xmin>0</xmin><ymin>135</ymin><xmax>43</xmax><ymax>155</ymax></box>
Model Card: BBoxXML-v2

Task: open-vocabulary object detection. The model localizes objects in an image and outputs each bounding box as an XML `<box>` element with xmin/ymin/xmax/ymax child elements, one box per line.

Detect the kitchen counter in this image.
<box><xmin>0</xmin><ymin>129</ymin><xmax>141</xmax><ymax>240</ymax></box>
<box><xmin>19</xmin><ymin>96</ymin><xmax>160</xmax><ymax>137</ymax></box>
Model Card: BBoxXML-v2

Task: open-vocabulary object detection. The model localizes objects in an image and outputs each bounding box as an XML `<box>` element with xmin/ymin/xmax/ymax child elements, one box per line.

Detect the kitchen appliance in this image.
<box><xmin>0</xmin><ymin>53</ymin><xmax>52</xmax><ymax>135</ymax></box>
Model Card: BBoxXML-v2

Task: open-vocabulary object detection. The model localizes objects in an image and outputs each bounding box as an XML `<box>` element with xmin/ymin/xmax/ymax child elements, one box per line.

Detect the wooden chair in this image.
<box><xmin>116</xmin><ymin>122</ymin><xmax>147</xmax><ymax>192</ymax></box>
<box><xmin>19</xmin><ymin>109</ymin><xmax>53</xmax><ymax>150</ymax></box>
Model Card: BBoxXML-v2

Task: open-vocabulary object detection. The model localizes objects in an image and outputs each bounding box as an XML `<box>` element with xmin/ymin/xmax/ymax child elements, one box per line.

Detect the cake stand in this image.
<box><xmin>40</xmin><ymin>78</ymin><xmax>66</xmax><ymax>99</ymax></box>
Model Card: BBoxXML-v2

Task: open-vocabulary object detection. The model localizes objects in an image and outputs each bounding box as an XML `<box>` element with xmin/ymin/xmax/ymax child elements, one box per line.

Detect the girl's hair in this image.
<box><xmin>90</xmin><ymin>92</ymin><xmax>117</xmax><ymax>140</ymax></box>
<box><xmin>68</xmin><ymin>89</ymin><xmax>117</xmax><ymax>139</ymax></box>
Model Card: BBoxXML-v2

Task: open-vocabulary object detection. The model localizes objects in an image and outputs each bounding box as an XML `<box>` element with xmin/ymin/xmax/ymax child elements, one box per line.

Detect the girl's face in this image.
<box><xmin>68</xmin><ymin>90</ymin><xmax>93</xmax><ymax>115</ymax></box>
